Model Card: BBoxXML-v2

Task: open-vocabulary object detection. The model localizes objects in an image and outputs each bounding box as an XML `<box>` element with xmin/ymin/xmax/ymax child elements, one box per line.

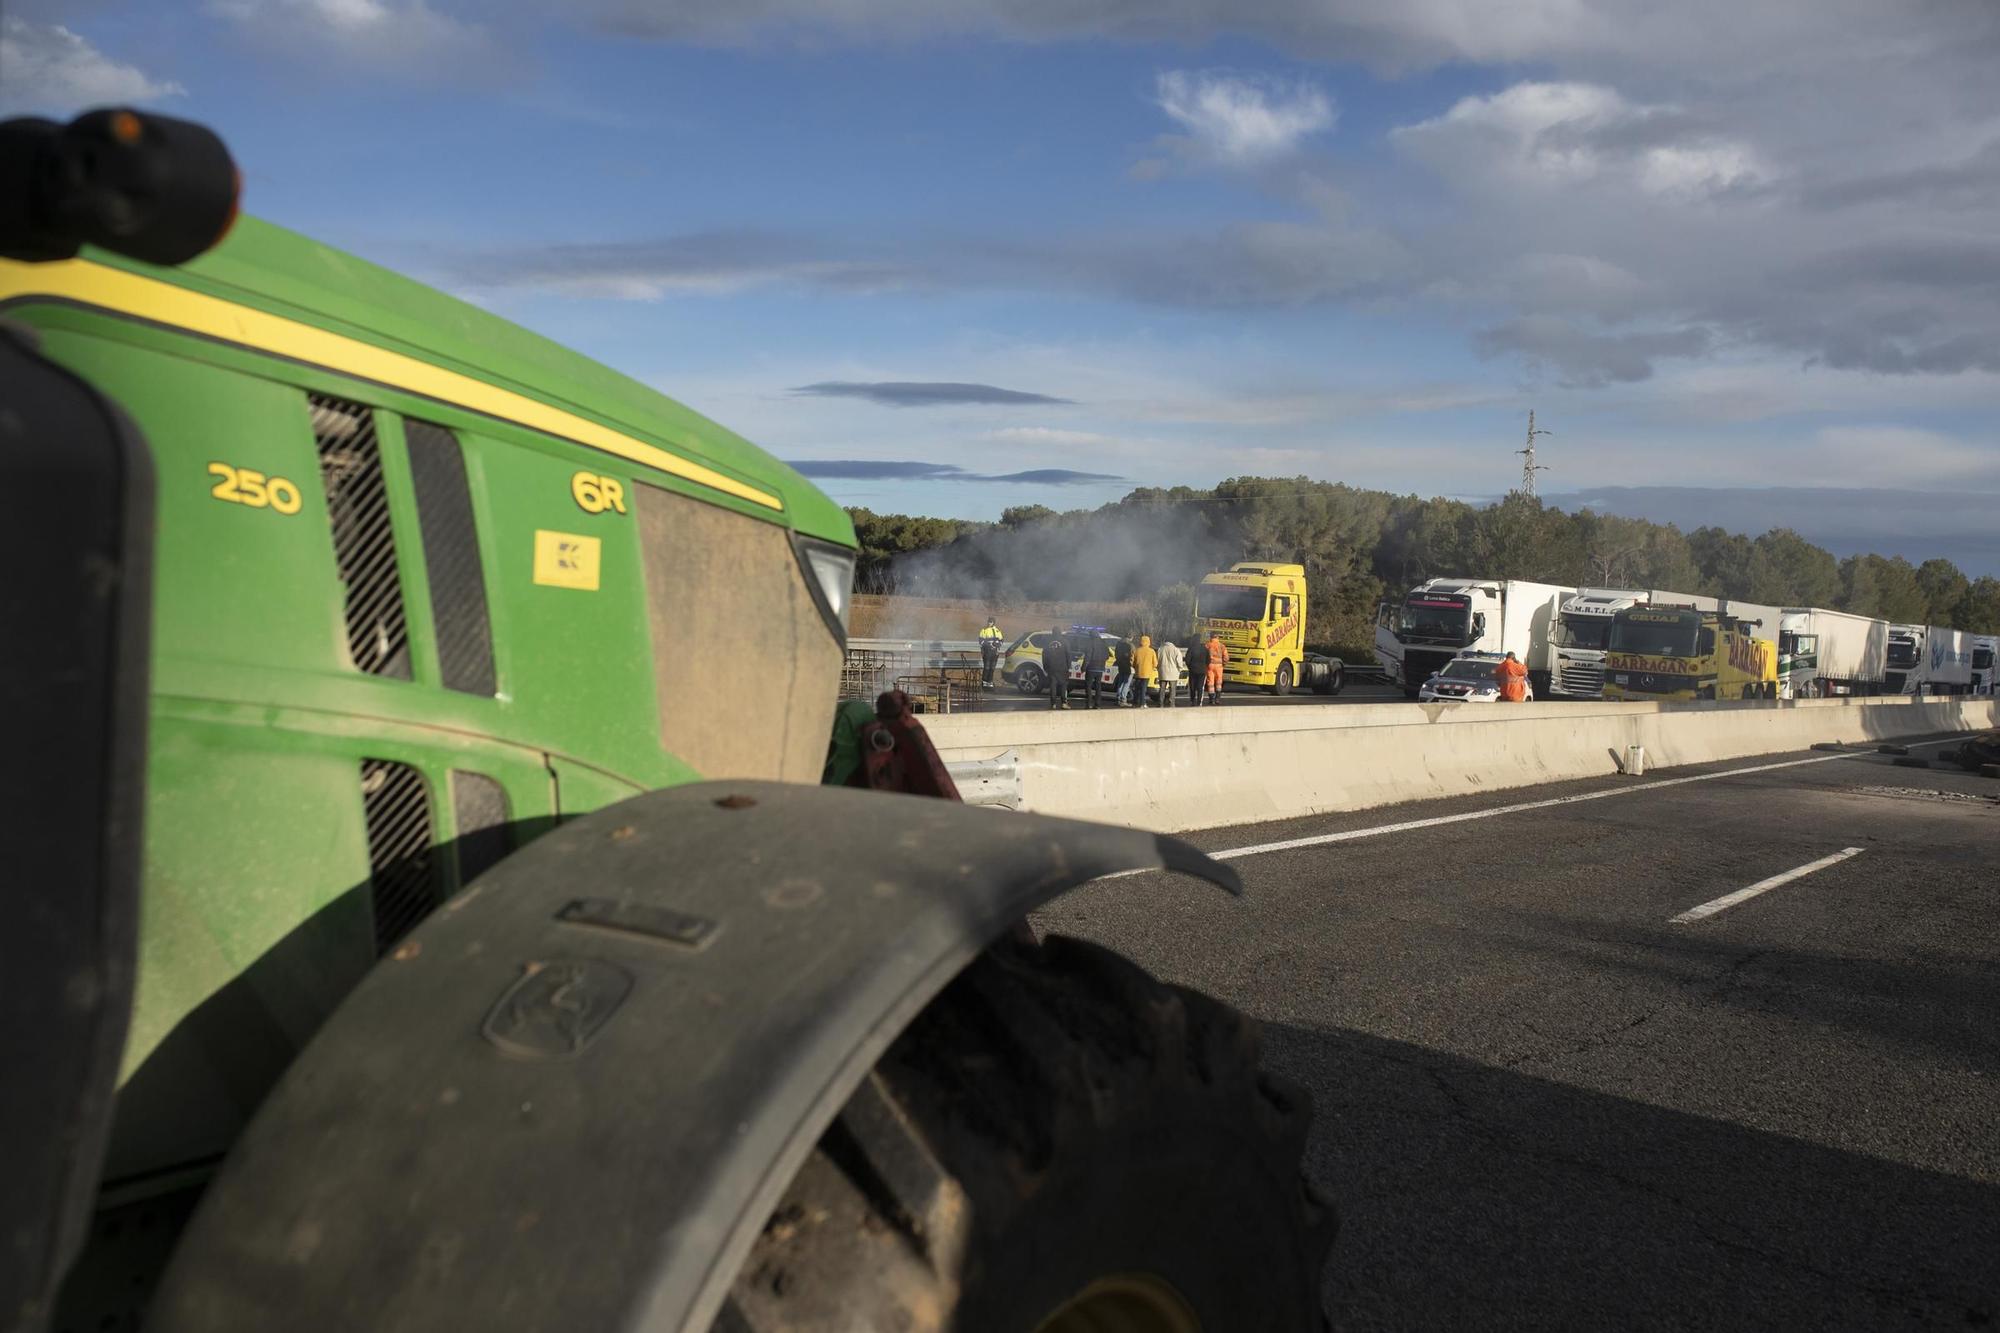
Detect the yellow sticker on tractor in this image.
<box><xmin>533</xmin><ymin>530</ymin><xmax>601</xmax><ymax>590</ymax></box>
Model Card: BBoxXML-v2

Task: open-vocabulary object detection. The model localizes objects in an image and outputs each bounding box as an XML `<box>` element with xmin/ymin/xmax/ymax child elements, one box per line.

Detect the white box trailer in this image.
<box><xmin>1885</xmin><ymin>623</ymin><xmax>1976</xmax><ymax>694</ymax></box>
<box><xmin>1375</xmin><ymin>577</ymin><xmax>1573</xmax><ymax>696</ymax></box>
<box><xmin>1778</xmin><ymin>608</ymin><xmax>1888</xmax><ymax>698</ymax></box>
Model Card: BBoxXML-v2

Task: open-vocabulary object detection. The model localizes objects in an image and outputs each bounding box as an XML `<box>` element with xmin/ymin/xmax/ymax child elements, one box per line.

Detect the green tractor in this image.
<box><xmin>2</xmin><ymin>109</ymin><xmax>1333</xmax><ymax>1332</ymax></box>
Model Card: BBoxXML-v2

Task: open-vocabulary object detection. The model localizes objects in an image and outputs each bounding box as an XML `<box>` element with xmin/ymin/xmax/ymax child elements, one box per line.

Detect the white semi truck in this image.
<box><xmin>1884</xmin><ymin>623</ymin><xmax>1976</xmax><ymax>695</ymax></box>
<box><xmin>1777</xmin><ymin>608</ymin><xmax>1889</xmax><ymax>698</ymax></box>
<box><xmin>1548</xmin><ymin>587</ymin><xmax>1718</xmax><ymax>698</ymax></box>
<box><xmin>1374</xmin><ymin>577</ymin><xmax>1573</xmax><ymax>697</ymax></box>
<box><xmin>1974</xmin><ymin>635</ymin><xmax>1998</xmax><ymax>696</ymax></box>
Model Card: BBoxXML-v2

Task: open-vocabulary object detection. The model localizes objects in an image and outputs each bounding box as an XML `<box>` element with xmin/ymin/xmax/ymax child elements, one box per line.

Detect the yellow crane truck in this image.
<box><xmin>1602</xmin><ymin>604</ymin><xmax>1778</xmax><ymax>702</ymax></box>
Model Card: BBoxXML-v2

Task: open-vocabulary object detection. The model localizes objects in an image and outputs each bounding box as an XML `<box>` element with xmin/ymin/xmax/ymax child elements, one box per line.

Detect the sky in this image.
<box><xmin>4</xmin><ymin>0</ymin><xmax>1998</xmax><ymax>570</ymax></box>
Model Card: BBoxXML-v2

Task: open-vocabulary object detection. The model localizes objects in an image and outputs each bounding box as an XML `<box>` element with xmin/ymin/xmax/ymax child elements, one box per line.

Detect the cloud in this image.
<box><xmin>790</xmin><ymin>381</ymin><xmax>1075</xmax><ymax>407</ymax></box>
<box><xmin>1395</xmin><ymin>81</ymin><xmax>1762</xmax><ymax>199</ymax></box>
<box><xmin>449</xmin><ymin>220</ymin><xmax>1411</xmax><ymax>311</ymax></box>
<box><xmin>428</xmin><ymin>4</ymin><xmax>2000</xmax><ymax>394</ymax></box>
<box><xmin>1556</xmin><ymin>485</ymin><xmax>2000</xmax><ymax>576</ymax></box>
<box><xmin>788</xmin><ymin>459</ymin><xmax>1120</xmax><ymax>484</ymax></box>
<box><xmin>206</xmin><ymin>0</ymin><xmax>507</xmax><ymax>78</ymax></box>
<box><xmin>1473</xmin><ymin>315</ymin><xmax>1711</xmax><ymax>387</ymax></box>
<box><xmin>1152</xmin><ymin>70</ymin><xmax>1334</xmax><ymax>166</ymax></box>
<box><xmin>0</xmin><ymin>17</ymin><xmax>184</xmax><ymax>113</ymax></box>
<box><xmin>985</xmin><ymin>426</ymin><xmax>1116</xmax><ymax>446</ymax></box>
<box><xmin>456</xmin><ymin>233</ymin><xmax>921</xmax><ymax>300</ymax></box>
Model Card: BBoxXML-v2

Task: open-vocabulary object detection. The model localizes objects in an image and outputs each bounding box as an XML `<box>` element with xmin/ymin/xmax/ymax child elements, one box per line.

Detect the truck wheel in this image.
<box><xmin>723</xmin><ymin>934</ymin><xmax>1335</xmax><ymax>1332</ymax></box>
<box><xmin>1270</xmin><ymin>660</ymin><xmax>1293</xmax><ymax>696</ymax></box>
<box><xmin>1312</xmin><ymin>665</ymin><xmax>1341</xmax><ymax>697</ymax></box>
<box><xmin>1014</xmin><ymin>664</ymin><xmax>1044</xmax><ymax>695</ymax></box>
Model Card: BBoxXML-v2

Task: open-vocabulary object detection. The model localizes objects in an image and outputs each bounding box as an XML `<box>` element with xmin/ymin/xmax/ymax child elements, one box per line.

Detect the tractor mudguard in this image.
<box><xmin>149</xmin><ymin>779</ymin><xmax>1239</xmax><ymax>1333</ymax></box>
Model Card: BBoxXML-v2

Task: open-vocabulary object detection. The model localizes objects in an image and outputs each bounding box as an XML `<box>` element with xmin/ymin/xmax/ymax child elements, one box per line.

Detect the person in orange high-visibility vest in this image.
<box><xmin>1205</xmin><ymin>631</ymin><xmax>1228</xmax><ymax>704</ymax></box>
<box><xmin>1495</xmin><ymin>650</ymin><xmax>1528</xmax><ymax>702</ymax></box>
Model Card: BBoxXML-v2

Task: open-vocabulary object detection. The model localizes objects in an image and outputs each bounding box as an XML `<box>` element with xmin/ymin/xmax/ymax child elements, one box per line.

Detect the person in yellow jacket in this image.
<box><xmin>977</xmin><ymin>615</ymin><xmax>1005</xmax><ymax>688</ymax></box>
<box><xmin>1132</xmin><ymin>635</ymin><xmax>1160</xmax><ymax>707</ymax></box>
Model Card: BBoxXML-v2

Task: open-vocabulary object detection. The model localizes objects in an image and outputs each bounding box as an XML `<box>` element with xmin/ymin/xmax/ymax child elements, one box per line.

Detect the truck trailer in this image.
<box><xmin>1885</xmin><ymin>623</ymin><xmax>1976</xmax><ymax>695</ymax></box>
<box><xmin>1375</xmin><ymin>577</ymin><xmax>1573</xmax><ymax>698</ymax></box>
<box><xmin>1777</xmin><ymin>608</ymin><xmax>1889</xmax><ymax>698</ymax></box>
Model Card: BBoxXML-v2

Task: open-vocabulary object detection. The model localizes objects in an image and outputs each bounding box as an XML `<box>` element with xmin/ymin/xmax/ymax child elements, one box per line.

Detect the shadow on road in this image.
<box><xmin>1263</xmin><ymin>1021</ymin><xmax>2000</xmax><ymax>1330</ymax></box>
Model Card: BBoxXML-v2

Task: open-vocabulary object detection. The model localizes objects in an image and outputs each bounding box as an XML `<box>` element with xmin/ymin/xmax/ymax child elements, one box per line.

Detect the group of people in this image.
<box><xmin>976</xmin><ymin>616</ymin><xmax>1232</xmax><ymax>711</ymax></box>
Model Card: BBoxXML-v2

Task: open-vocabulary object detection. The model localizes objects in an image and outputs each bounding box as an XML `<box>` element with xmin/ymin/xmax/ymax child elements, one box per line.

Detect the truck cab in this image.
<box><xmin>1974</xmin><ymin>636</ymin><xmax>1998</xmax><ymax>696</ymax></box>
<box><xmin>1603</xmin><ymin>605</ymin><xmax>1777</xmax><ymax>701</ymax></box>
<box><xmin>1194</xmin><ymin>562</ymin><xmax>1308</xmax><ymax>693</ymax></box>
<box><xmin>1549</xmin><ymin>589</ymin><xmax>1644</xmax><ymax>698</ymax></box>
<box><xmin>1374</xmin><ymin>577</ymin><xmax>1570</xmax><ymax>698</ymax></box>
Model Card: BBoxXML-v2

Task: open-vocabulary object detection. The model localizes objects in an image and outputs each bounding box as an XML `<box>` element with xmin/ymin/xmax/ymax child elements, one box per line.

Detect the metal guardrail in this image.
<box><xmin>945</xmin><ymin>749</ymin><xmax>1022</xmax><ymax>809</ymax></box>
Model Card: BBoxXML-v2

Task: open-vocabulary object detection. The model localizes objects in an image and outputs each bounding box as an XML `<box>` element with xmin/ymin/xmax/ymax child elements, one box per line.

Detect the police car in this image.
<box><xmin>1000</xmin><ymin>627</ymin><xmax>1126</xmax><ymax>695</ymax></box>
<box><xmin>1416</xmin><ymin>650</ymin><xmax>1532</xmax><ymax>703</ymax></box>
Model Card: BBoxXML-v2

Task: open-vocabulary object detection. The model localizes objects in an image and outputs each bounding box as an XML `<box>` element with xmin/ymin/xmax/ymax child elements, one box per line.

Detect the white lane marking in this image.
<box><xmin>1669</xmin><ymin>847</ymin><xmax>1866</xmax><ymax>924</ymax></box>
<box><xmin>1205</xmin><ymin>737</ymin><xmax>1966</xmax><ymax>863</ymax></box>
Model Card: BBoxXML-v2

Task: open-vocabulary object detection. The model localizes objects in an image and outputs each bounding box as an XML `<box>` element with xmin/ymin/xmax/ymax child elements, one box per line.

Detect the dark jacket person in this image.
<box><xmin>1042</xmin><ymin>629</ymin><xmax>1071</xmax><ymax>710</ymax></box>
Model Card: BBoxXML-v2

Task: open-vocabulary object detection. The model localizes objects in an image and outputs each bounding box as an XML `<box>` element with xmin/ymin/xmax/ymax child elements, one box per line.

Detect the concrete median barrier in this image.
<box><xmin>920</xmin><ymin>697</ymin><xmax>2000</xmax><ymax>833</ymax></box>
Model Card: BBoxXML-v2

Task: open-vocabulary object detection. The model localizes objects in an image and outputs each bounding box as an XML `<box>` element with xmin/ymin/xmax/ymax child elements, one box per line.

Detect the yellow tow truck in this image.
<box><xmin>1192</xmin><ymin>562</ymin><xmax>1345</xmax><ymax>695</ymax></box>
<box><xmin>1602</xmin><ymin>605</ymin><xmax>1777</xmax><ymax>701</ymax></box>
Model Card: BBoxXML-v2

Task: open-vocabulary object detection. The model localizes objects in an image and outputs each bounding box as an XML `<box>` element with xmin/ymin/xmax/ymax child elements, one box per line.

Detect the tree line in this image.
<box><xmin>848</xmin><ymin>479</ymin><xmax>2000</xmax><ymax>654</ymax></box>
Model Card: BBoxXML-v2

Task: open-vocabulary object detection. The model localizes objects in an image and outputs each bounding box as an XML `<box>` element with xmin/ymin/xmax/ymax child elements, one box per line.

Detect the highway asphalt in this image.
<box><xmin>1032</xmin><ymin>736</ymin><xmax>2000</xmax><ymax>1330</ymax></box>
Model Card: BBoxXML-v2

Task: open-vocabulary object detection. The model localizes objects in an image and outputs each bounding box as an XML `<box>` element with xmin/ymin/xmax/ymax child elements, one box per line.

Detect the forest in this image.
<box><xmin>847</xmin><ymin>478</ymin><xmax>2000</xmax><ymax>655</ymax></box>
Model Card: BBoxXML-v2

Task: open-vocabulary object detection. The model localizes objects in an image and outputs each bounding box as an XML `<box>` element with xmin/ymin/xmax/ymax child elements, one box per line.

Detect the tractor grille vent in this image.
<box><xmin>451</xmin><ymin>769</ymin><xmax>511</xmax><ymax>886</ymax></box>
<box><xmin>361</xmin><ymin>758</ymin><xmax>438</xmax><ymax>952</ymax></box>
<box><xmin>406</xmin><ymin>420</ymin><xmax>497</xmax><ymax>696</ymax></box>
<box><xmin>312</xmin><ymin>394</ymin><xmax>411</xmax><ymax>679</ymax></box>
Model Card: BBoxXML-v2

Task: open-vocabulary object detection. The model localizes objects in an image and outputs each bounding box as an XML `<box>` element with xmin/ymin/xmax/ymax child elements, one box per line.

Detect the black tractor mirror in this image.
<box><xmin>1</xmin><ymin>107</ymin><xmax>239</xmax><ymax>265</ymax></box>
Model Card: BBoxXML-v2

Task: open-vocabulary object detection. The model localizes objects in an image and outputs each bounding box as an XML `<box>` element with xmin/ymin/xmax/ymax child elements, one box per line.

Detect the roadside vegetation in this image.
<box><xmin>850</xmin><ymin>478</ymin><xmax>2000</xmax><ymax>655</ymax></box>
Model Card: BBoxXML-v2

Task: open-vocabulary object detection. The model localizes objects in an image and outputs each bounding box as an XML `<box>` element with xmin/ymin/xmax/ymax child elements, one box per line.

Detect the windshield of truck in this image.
<box><xmin>1556</xmin><ymin>613</ymin><xmax>1611</xmax><ymax>650</ymax></box>
<box><xmin>1440</xmin><ymin>659</ymin><xmax>1498</xmax><ymax>681</ymax></box>
<box><xmin>1608</xmin><ymin>610</ymin><xmax>1698</xmax><ymax>656</ymax></box>
<box><xmin>1976</xmin><ymin>647</ymin><xmax>1995</xmax><ymax>670</ymax></box>
<box><xmin>1196</xmin><ymin>584</ymin><xmax>1269</xmax><ymax>622</ymax></box>
<box><xmin>1886</xmin><ymin>637</ymin><xmax>1920</xmax><ymax>669</ymax></box>
<box><xmin>1399</xmin><ymin>593</ymin><xmax>1470</xmax><ymax>640</ymax></box>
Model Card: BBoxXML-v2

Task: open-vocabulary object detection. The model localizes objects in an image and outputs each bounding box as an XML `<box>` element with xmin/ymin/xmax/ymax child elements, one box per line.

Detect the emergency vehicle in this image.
<box><xmin>1602</xmin><ymin>605</ymin><xmax>1777</xmax><ymax>701</ymax></box>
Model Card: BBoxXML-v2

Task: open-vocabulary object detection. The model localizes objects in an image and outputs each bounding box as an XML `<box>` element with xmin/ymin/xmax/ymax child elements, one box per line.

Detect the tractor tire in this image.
<box><xmin>1312</xmin><ymin>665</ymin><xmax>1342</xmax><ymax>697</ymax></box>
<box><xmin>720</xmin><ymin>934</ymin><xmax>1334</xmax><ymax>1333</ymax></box>
<box><xmin>1270</xmin><ymin>660</ymin><xmax>1294</xmax><ymax>696</ymax></box>
<box><xmin>1014</xmin><ymin>664</ymin><xmax>1045</xmax><ymax>695</ymax></box>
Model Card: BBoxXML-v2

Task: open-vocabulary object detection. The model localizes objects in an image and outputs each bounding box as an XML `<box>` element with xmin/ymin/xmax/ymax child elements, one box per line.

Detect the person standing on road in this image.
<box><xmin>1205</xmin><ymin>631</ymin><xmax>1229</xmax><ymax>705</ymax></box>
<box><xmin>978</xmin><ymin>616</ymin><xmax>1004</xmax><ymax>689</ymax></box>
<box><xmin>1185</xmin><ymin>635</ymin><xmax>1210</xmax><ymax>706</ymax></box>
<box><xmin>1083</xmin><ymin>634</ymin><xmax>1112</xmax><ymax>709</ymax></box>
<box><xmin>1157</xmin><ymin>638</ymin><xmax>1184</xmax><ymax>708</ymax></box>
<box><xmin>1042</xmin><ymin>626</ymin><xmax>1071</xmax><ymax>710</ymax></box>
<box><xmin>1114</xmin><ymin>637</ymin><xmax>1137</xmax><ymax>706</ymax></box>
<box><xmin>1495</xmin><ymin>650</ymin><xmax>1528</xmax><ymax>703</ymax></box>
<box><xmin>1133</xmin><ymin>635</ymin><xmax>1160</xmax><ymax>708</ymax></box>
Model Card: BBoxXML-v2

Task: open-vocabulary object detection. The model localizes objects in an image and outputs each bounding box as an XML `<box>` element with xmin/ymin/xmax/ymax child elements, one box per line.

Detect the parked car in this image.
<box><xmin>1000</xmin><ymin>627</ymin><xmax>1127</xmax><ymax>695</ymax></box>
<box><xmin>1417</xmin><ymin>650</ymin><xmax>1534</xmax><ymax>703</ymax></box>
